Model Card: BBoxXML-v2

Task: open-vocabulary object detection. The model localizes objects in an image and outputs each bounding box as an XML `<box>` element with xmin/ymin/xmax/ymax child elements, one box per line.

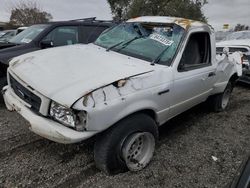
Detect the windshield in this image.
<box><xmin>225</xmin><ymin>31</ymin><xmax>250</xmax><ymax>40</ymax></box>
<box><xmin>9</xmin><ymin>24</ymin><xmax>49</xmax><ymax>44</ymax></box>
<box><xmin>95</xmin><ymin>22</ymin><xmax>185</xmax><ymax>65</ymax></box>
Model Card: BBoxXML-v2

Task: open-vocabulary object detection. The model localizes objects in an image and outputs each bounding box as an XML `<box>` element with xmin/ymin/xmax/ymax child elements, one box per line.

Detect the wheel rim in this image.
<box><xmin>222</xmin><ymin>87</ymin><xmax>231</xmax><ymax>109</ymax></box>
<box><xmin>121</xmin><ymin>132</ymin><xmax>155</xmax><ymax>171</ymax></box>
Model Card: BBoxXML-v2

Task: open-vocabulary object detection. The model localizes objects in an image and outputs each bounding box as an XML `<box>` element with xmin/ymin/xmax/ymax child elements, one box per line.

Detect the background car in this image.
<box><xmin>0</xmin><ymin>27</ymin><xmax>28</xmax><ymax>44</ymax></box>
<box><xmin>16</xmin><ymin>27</ymin><xmax>28</xmax><ymax>35</ymax></box>
<box><xmin>216</xmin><ymin>30</ymin><xmax>250</xmax><ymax>84</ymax></box>
<box><xmin>0</xmin><ymin>30</ymin><xmax>16</xmax><ymax>43</ymax></box>
<box><xmin>0</xmin><ymin>31</ymin><xmax>7</xmax><ymax>37</ymax></box>
<box><xmin>0</xmin><ymin>17</ymin><xmax>115</xmax><ymax>89</ymax></box>
<box><xmin>215</xmin><ymin>31</ymin><xmax>231</xmax><ymax>42</ymax></box>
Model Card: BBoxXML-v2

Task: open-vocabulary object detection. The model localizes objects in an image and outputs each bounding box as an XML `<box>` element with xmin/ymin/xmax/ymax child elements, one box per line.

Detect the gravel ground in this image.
<box><xmin>0</xmin><ymin>85</ymin><xmax>249</xmax><ymax>188</ymax></box>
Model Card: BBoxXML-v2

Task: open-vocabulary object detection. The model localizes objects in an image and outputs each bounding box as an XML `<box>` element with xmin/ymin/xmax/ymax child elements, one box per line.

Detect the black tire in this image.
<box><xmin>94</xmin><ymin>113</ymin><xmax>158</xmax><ymax>175</ymax></box>
<box><xmin>0</xmin><ymin>76</ymin><xmax>7</xmax><ymax>89</ymax></box>
<box><xmin>209</xmin><ymin>81</ymin><xmax>233</xmax><ymax>112</ymax></box>
<box><xmin>0</xmin><ymin>77</ymin><xmax>7</xmax><ymax>103</ymax></box>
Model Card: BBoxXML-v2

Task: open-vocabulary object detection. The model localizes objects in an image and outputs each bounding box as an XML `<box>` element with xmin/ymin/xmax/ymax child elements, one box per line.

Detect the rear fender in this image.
<box><xmin>212</xmin><ymin>52</ymin><xmax>242</xmax><ymax>94</ymax></box>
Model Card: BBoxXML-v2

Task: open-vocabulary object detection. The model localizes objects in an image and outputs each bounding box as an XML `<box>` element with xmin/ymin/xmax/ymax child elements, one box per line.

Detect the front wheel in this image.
<box><xmin>209</xmin><ymin>81</ymin><xmax>233</xmax><ymax>112</ymax></box>
<box><xmin>94</xmin><ymin>113</ymin><xmax>158</xmax><ymax>174</ymax></box>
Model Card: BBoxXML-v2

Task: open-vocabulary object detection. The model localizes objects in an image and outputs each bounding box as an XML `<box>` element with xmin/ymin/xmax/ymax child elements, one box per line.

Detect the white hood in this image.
<box><xmin>216</xmin><ymin>39</ymin><xmax>250</xmax><ymax>47</ymax></box>
<box><xmin>10</xmin><ymin>44</ymin><xmax>154</xmax><ymax>106</ymax></box>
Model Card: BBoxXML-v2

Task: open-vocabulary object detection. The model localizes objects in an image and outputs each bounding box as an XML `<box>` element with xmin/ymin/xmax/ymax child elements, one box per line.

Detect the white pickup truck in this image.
<box><xmin>3</xmin><ymin>16</ymin><xmax>242</xmax><ymax>174</ymax></box>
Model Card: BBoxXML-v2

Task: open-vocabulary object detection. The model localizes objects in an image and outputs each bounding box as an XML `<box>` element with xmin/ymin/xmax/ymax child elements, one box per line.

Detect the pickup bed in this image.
<box><xmin>3</xmin><ymin>16</ymin><xmax>242</xmax><ymax>174</ymax></box>
<box><xmin>216</xmin><ymin>31</ymin><xmax>250</xmax><ymax>84</ymax></box>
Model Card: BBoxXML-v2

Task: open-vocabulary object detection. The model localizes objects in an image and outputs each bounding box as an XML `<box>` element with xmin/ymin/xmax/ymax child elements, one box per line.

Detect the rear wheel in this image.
<box><xmin>94</xmin><ymin>113</ymin><xmax>158</xmax><ymax>174</ymax></box>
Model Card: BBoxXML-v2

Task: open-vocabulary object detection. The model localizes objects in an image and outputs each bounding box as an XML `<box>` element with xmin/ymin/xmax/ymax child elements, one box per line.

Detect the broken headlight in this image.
<box><xmin>49</xmin><ymin>101</ymin><xmax>87</xmax><ymax>130</ymax></box>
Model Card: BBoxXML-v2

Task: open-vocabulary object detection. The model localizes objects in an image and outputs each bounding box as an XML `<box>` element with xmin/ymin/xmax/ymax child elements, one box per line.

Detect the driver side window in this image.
<box><xmin>42</xmin><ymin>26</ymin><xmax>79</xmax><ymax>47</ymax></box>
<box><xmin>178</xmin><ymin>32</ymin><xmax>211</xmax><ymax>71</ymax></box>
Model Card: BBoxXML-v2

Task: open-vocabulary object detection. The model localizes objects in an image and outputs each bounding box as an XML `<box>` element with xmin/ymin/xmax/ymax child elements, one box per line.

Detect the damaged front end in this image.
<box><xmin>70</xmin><ymin>70</ymin><xmax>164</xmax><ymax>132</ymax></box>
<box><xmin>49</xmin><ymin>101</ymin><xmax>87</xmax><ymax>131</ymax></box>
<box><xmin>47</xmin><ymin>78</ymin><xmax>133</xmax><ymax>132</ymax></box>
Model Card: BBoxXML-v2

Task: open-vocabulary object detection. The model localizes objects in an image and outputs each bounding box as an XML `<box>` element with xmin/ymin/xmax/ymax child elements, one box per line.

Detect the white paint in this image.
<box><xmin>10</xmin><ymin>44</ymin><xmax>154</xmax><ymax>106</ymax></box>
<box><xmin>217</xmin><ymin>39</ymin><xmax>250</xmax><ymax>48</ymax></box>
<box><xmin>3</xmin><ymin>86</ymin><xmax>97</xmax><ymax>144</ymax></box>
<box><xmin>4</xmin><ymin>16</ymin><xmax>242</xmax><ymax>144</ymax></box>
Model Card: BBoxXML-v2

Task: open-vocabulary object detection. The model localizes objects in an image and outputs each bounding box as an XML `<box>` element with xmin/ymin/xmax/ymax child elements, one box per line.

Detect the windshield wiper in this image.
<box><xmin>106</xmin><ymin>41</ymin><xmax>124</xmax><ymax>52</ymax></box>
<box><xmin>117</xmin><ymin>35</ymin><xmax>145</xmax><ymax>51</ymax></box>
<box><xmin>106</xmin><ymin>35</ymin><xmax>144</xmax><ymax>52</ymax></box>
<box><xmin>151</xmin><ymin>46</ymin><xmax>171</xmax><ymax>65</ymax></box>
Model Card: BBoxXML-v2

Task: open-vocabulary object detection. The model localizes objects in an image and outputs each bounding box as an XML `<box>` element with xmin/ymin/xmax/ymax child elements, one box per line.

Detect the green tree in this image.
<box><xmin>9</xmin><ymin>1</ymin><xmax>53</xmax><ymax>26</ymax></box>
<box><xmin>107</xmin><ymin>0</ymin><xmax>207</xmax><ymax>22</ymax></box>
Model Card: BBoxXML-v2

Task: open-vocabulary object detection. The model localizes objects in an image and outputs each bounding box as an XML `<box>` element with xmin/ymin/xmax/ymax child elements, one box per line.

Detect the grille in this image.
<box><xmin>9</xmin><ymin>74</ymin><xmax>41</xmax><ymax>113</ymax></box>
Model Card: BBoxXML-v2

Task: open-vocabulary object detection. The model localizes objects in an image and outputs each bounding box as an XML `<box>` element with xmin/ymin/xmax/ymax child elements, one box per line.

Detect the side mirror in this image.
<box><xmin>40</xmin><ymin>40</ymin><xmax>54</xmax><ymax>49</ymax></box>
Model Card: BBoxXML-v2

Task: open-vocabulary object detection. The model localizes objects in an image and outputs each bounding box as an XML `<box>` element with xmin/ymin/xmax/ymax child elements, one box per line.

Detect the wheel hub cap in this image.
<box><xmin>122</xmin><ymin>132</ymin><xmax>155</xmax><ymax>171</ymax></box>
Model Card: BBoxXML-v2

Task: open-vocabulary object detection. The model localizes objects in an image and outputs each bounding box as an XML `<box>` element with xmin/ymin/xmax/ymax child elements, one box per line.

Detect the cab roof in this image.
<box><xmin>127</xmin><ymin>16</ymin><xmax>209</xmax><ymax>30</ymax></box>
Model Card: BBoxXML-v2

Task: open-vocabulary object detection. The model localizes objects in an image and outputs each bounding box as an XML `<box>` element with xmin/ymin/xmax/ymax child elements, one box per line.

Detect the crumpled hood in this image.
<box><xmin>216</xmin><ymin>39</ymin><xmax>250</xmax><ymax>47</ymax></box>
<box><xmin>10</xmin><ymin>44</ymin><xmax>154</xmax><ymax>106</ymax></box>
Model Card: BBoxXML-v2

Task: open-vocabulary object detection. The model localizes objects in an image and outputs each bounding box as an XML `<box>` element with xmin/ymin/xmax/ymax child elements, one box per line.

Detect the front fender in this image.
<box><xmin>72</xmin><ymin>69</ymin><xmax>173</xmax><ymax>132</ymax></box>
<box><xmin>73</xmin><ymin>88</ymin><xmax>160</xmax><ymax>131</ymax></box>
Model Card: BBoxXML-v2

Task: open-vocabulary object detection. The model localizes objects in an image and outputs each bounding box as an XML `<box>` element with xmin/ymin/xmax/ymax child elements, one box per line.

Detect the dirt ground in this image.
<box><xmin>0</xmin><ymin>84</ymin><xmax>249</xmax><ymax>188</ymax></box>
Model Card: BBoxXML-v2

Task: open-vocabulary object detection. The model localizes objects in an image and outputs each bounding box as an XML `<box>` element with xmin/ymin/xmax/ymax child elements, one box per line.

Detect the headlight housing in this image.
<box><xmin>50</xmin><ymin>101</ymin><xmax>87</xmax><ymax>131</ymax></box>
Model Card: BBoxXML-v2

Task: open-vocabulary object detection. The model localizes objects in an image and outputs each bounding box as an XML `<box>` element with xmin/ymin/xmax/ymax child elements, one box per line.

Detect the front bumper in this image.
<box><xmin>2</xmin><ymin>86</ymin><xmax>97</xmax><ymax>144</ymax></box>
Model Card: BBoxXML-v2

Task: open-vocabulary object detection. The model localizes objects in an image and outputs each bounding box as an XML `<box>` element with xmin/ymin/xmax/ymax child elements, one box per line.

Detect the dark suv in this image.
<box><xmin>0</xmin><ymin>18</ymin><xmax>115</xmax><ymax>88</ymax></box>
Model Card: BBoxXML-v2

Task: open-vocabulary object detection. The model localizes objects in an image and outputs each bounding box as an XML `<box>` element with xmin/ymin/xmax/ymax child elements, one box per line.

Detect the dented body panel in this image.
<box><xmin>216</xmin><ymin>37</ymin><xmax>250</xmax><ymax>84</ymax></box>
<box><xmin>3</xmin><ymin>17</ymin><xmax>242</xmax><ymax>144</ymax></box>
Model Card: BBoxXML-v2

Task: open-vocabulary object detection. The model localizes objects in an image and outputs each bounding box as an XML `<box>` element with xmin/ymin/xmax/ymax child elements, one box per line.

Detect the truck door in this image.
<box><xmin>169</xmin><ymin>31</ymin><xmax>216</xmax><ymax>117</ymax></box>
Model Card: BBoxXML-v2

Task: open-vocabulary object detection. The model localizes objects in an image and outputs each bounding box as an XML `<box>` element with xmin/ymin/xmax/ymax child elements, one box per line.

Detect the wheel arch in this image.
<box><xmin>114</xmin><ymin>108</ymin><xmax>159</xmax><ymax>127</ymax></box>
<box><xmin>229</xmin><ymin>73</ymin><xmax>239</xmax><ymax>85</ymax></box>
<box><xmin>131</xmin><ymin>109</ymin><xmax>158</xmax><ymax>123</ymax></box>
<box><xmin>95</xmin><ymin>108</ymin><xmax>159</xmax><ymax>136</ymax></box>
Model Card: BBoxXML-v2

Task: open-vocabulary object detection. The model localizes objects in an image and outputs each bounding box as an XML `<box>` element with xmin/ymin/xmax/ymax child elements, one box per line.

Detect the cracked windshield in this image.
<box><xmin>95</xmin><ymin>23</ymin><xmax>185</xmax><ymax>65</ymax></box>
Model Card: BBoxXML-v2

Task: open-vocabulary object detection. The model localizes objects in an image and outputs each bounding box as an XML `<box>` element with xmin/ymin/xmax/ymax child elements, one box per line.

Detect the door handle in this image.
<box><xmin>158</xmin><ymin>89</ymin><xmax>170</xmax><ymax>95</ymax></box>
<box><xmin>208</xmin><ymin>72</ymin><xmax>216</xmax><ymax>77</ymax></box>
